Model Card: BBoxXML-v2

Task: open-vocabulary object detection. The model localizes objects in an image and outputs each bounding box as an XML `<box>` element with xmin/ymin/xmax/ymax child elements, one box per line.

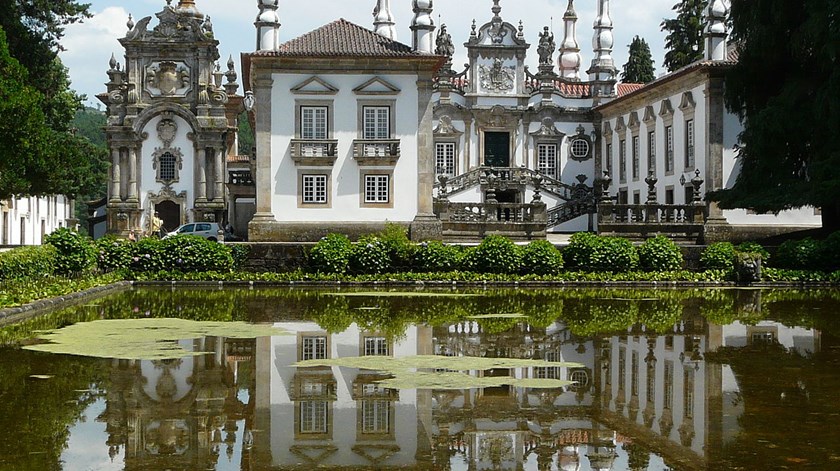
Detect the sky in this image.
<box><xmin>60</xmin><ymin>0</ymin><xmax>679</xmax><ymax>108</ymax></box>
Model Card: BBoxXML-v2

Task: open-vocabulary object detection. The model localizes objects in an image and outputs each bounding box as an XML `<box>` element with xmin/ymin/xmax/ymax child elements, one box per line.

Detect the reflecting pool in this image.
<box><xmin>2</xmin><ymin>287</ymin><xmax>840</xmax><ymax>470</ymax></box>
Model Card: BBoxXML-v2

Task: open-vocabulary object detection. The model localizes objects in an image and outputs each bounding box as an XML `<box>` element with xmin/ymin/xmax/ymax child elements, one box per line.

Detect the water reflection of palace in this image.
<box><xmin>96</xmin><ymin>309</ymin><xmax>821</xmax><ymax>470</ymax></box>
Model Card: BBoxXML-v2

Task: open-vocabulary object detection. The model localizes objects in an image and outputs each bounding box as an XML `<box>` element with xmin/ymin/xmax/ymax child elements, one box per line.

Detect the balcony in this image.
<box><xmin>352</xmin><ymin>139</ymin><xmax>401</xmax><ymax>166</ymax></box>
<box><xmin>290</xmin><ymin>139</ymin><xmax>338</xmax><ymax>166</ymax></box>
<box><xmin>434</xmin><ymin>200</ymin><xmax>547</xmax><ymax>241</ymax></box>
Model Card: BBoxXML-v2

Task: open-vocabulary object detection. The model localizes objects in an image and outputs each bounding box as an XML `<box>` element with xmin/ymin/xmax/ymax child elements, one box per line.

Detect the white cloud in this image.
<box><xmin>62</xmin><ymin>1</ymin><xmax>682</xmax><ymax>103</ymax></box>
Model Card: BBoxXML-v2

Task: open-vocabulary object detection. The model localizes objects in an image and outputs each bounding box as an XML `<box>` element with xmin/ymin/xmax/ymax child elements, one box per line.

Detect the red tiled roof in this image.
<box><xmin>227</xmin><ymin>155</ymin><xmax>250</xmax><ymax>163</ymax></box>
<box><xmin>252</xmin><ymin>19</ymin><xmax>427</xmax><ymax>58</ymax></box>
<box><xmin>617</xmin><ymin>82</ymin><xmax>645</xmax><ymax>97</ymax></box>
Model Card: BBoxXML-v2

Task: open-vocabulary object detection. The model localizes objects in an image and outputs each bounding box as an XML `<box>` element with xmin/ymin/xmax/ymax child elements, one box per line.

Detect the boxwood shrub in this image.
<box><xmin>520</xmin><ymin>240</ymin><xmax>564</xmax><ymax>275</ymax></box>
<box><xmin>566</xmin><ymin>234</ymin><xmax>639</xmax><ymax>272</ymax></box>
<box><xmin>638</xmin><ymin>236</ymin><xmax>684</xmax><ymax>272</ymax></box>
<box><xmin>773</xmin><ymin>238</ymin><xmax>822</xmax><ymax>270</ymax></box>
<box><xmin>0</xmin><ymin>245</ymin><xmax>57</xmax><ymax>282</ymax></box>
<box><xmin>460</xmin><ymin>235</ymin><xmax>522</xmax><ymax>274</ymax></box>
<box><xmin>563</xmin><ymin>232</ymin><xmax>599</xmax><ymax>270</ymax></box>
<box><xmin>308</xmin><ymin>234</ymin><xmax>352</xmax><ymax>274</ymax></box>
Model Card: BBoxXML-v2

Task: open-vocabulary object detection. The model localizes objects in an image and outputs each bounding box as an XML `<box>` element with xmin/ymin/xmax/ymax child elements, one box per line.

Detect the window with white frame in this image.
<box><xmin>632</xmin><ymin>136</ymin><xmax>640</xmax><ymax>180</ymax></box>
<box><xmin>665</xmin><ymin>125</ymin><xmax>674</xmax><ymax>173</ymax></box>
<box><xmin>301</xmin><ymin>336</ymin><xmax>327</xmax><ymax>360</ymax></box>
<box><xmin>684</xmin><ymin>369</ymin><xmax>695</xmax><ymax>419</ymax></box>
<box><xmin>685</xmin><ymin>119</ymin><xmax>695</xmax><ymax>169</ymax></box>
<box><xmin>535</xmin><ymin>348</ymin><xmax>562</xmax><ymax>379</ymax></box>
<box><xmin>606</xmin><ymin>142</ymin><xmax>613</xmax><ymax>176</ymax></box>
<box><xmin>301</xmin><ymin>106</ymin><xmax>328</xmax><ymax>140</ymax></box>
<box><xmin>435</xmin><ymin>142</ymin><xmax>456</xmax><ymax>177</ymax></box>
<box><xmin>299</xmin><ymin>400</ymin><xmax>328</xmax><ymax>434</ymax></box>
<box><xmin>537</xmin><ymin>143</ymin><xmax>559</xmax><ymax>179</ymax></box>
<box><xmin>619</xmin><ymin>140</ymin><xmax>627</xmax><ymax>183</ymax></box>
<box><xmin>570</xmin><ymin>138</ymin><xmax>591</xmax><ymax>160</ymax></box>
<box><xmin>648</xmin><ymin>130</ymin><xmax>656</xmax><ymax>173</ymax></box>
<box><xmin>361</xmin><ymin>399</ymin><xmax>391</xmax><ymax>434</ymax></box>
<box><xmin>364</xmin><ymin>175</ymin><xmax>390</xmax><ymax>204</ymax></box>
<box><xmin>664</xmin><ymin>360</ymin><xmax>674</xmax><ymax>410</ymax></box>
<box><xmin>631</xmin><ymin>351</ymin><xmax>639</xmax><ymax>396</ymax></box>
<box><xmin>364</xmin><ymin>336</ymin><xmax>389</xmax><ymax>356</ymax></box>
<box><xmin>301</xmin><ymin>174</ymin><xmax>328</xmax><ymax>204</ymax></box>
<box><xmin>363</xmin><ymin>106</ymin><xmax>390</xmax><ymax>140</ymax></box>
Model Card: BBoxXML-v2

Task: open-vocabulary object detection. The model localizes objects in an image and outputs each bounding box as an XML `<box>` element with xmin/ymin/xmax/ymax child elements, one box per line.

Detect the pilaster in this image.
<box><xmin>411</xmin><ymin>74</ymin><xmax>443</xmax><ymax>241</ymax></box>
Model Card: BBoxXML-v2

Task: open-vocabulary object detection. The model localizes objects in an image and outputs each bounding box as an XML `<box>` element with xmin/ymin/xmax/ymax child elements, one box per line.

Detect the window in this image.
<box><xmin>569</xmin><ymin>369</ymin><xmax>589</xmax><ymax>388</ymax></box>
<box><xmin>631</xmin><ymin>351</ymin><xmax>639</xmax><ymax>397</ymax></box>
<box><xmin>196</xmin><ymin>223</ymin><xmax>211</xmax><ymax>232</ymax></box>
<box><xmin>302</xmin><ymin>175</ymin><xmax>328</xmax><ymax>205</ymax></box>
<box><xmin>685</xmin><ymin>119</ymin><xmax>695</xmax><ymax>169</ymax></box>
<box><xmin>436</xmin><ymin>142</ymin><xmax>456</xmax><ymax>177</ymax></box>
<box><xmin>301</xmin><ymin>106</ymin><xmax>328</xmax><ymax>140</ymax></box>
<box><xmin>683</xmin><ymin>369</ymin><xmax>695</xmax><ymax>419</ymax></box>
<box><xmin>363</xmin><ymin>106</ymin><xmax>390</xmax><ymax>140</ymax></box>
<box><xmin>299</xmin><ymin>400</ymin><xmax>328</xmax><ymax>434</ymax></box>
<box><xmin>364</xmin><ymin>336</ymin><xmax>389</xmax><ymax>356</ymax></box>
<box><xmin>177</xmin><ymin>224</ymin><xmax>195</xmax><ymax>234</ymax></box>
<box><xmin>619</xmin><ymin>347</ymin><xmax>626</xmax><ymax>387</ymax></box>
<box><xmin>364</xmin><ymin>175</ymin><xmax>390</xmax><ymax>204</ymax></box>
<box><xmin>301</xmin><ymin>336</ymin><xmax>327</xmax><ymax>360</ymax></box>
<box><xmin>361</xmin><ymin>399</ymin><xmax>391</xmax><ymax>434</ymax></box>
<box><xmin>632</xmin><ymin>136</ymin><xmax>640</xmax><ymax>180</ymax></box>
<box><xmin>665</xmin><ymin>125</ymin><xmax>674</xmax><ymax>173</ymax></box>
<box><xmin>664</xmin><ymin>361</ymin><xmax>674</xmax><ymax>411</ymax></box>
<box><xmin>536</xmin><ymin>348</ymin><xmax>562</xmax><ymax>380</ymax></box>
<box><xmin>570</xmin><ymin>138</ymin><xmax>591</xmax><ymax>160</ymax></box>
<box><xmin>619</xmin><ymin>140</ymin><xmax>627</xmax><ymax>183</ymax></box>
<box><xmin>159</xmin><ymin>152</ymin><xmax>177</xmax><ymax>182</ymax></box>
<box><xmin>648</xmin><ymin>131</ymin><xmax>656</xmax><ymax>173</ymax></box>
<box><xmin>537</xmin><ymin>143</ymin><xmax>558</xmax><ymax>179</ymax></box>
<box><xmin>665</xmin><ymin>188</ymin><xmax>675</xmax><ymax>205</ymax></box>
<box><xmin>606</xmin><ymin>143</ymin><xmax>613</xmax><ymax>176</ymax></box>
<box><xmin>646</xmin><ymin>363</ymin><xmax>656</xmax><ymax>404</ymax></box>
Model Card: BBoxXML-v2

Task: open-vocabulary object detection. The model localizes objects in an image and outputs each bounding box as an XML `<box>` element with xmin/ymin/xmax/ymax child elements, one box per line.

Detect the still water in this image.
<box><xmin>1</xmin><ymin>287</ymin><xmax>840</xmax><ymax>470</ymax></box>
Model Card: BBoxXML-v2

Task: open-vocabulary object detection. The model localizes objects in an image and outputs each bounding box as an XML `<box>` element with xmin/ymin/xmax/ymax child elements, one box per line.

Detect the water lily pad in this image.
<box><xmin>467</xmin><ymin>314</ymin><xmax>527</xmax><ymax>319</ymax></box>
<box><xmin>323</xmin><ymin>292</ymin><xmax>479</xmax><ymax>298</ymax></box>
<box><xmin>24</xmin><ymin>318</ymin><xmax>288</xmax><ymax>360</ymax></box>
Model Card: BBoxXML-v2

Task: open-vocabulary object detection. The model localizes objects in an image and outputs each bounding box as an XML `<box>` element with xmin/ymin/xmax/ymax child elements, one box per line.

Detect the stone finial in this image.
<box><xmin>109</xmin><ymin>53</ymin><xmax>118</xmax><ymax>71</ymax></box>
<box><xmin>705</xmin><ymin>0</ymin><xmax>729</xmax><ymax>61</ymax></box>
<box><xmin>127</xmin><ymin>14</ymin><xmax>135</xmax><ymax>31</ymax></box>
<box><xmin>373</xmin><ymin>0</ymin><xmax>397</xmax><ymax>40</ymax></box>
<box><xmin>255</xmin><ymin>0</ymin><xmax>281</xmax><ymax>52</ymax></box>
<box><xmin>411</xmin><ymin>0</ymin><xmax>435</xmax><ymax>54</ymax></box>
<box><xmin>225</xmin><ymin>56</ymin><xmax>239</xmax><ymax>95</ymax></box>
<box><xmin>559</xmin><ymin>0</ymin><xmax>582</xmax><ymax>80</ymax></box>
<box><xmin>491</xmin><ymin>0</ymin><xmax>501</xmax><ymax>19</ymax></box>
<box><xmin>587</xmin><ymin>0</ymin><xmax>617</xmax><ymax>96</ymax></box>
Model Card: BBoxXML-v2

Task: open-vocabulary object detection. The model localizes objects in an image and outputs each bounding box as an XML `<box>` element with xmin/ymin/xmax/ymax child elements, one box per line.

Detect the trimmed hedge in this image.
<box><xmin>520</xmin><ymin>240</ymin><xmax>564</xmax><ymax>275</ymax></box>
<box><xmin>45</xmin><ymin>228</ymin><xmax>96</xmax><ymax>276</ymax></box>
<box><xmin>461</xmin><ymin>235</ymin><xmax>523</xmax><ymax>274</ymax></box>
<box><xmin>638</xmin><ymin>236</ymin><xmax>684</xmax><ymax>272</ymax></box>
<box><xmin>0</xmin><ymin>245</ymin><xmax>57</xmax><ymax>282</ymax></box>
<box><xmin>701</xmin><ymin>242</ymin><xmax>736</xmax><ymax>270</ymax></box>
<box><xmin>564</xmin><ymin>233</ymin><xmax>639</xmax><ymax>272</ymax></box>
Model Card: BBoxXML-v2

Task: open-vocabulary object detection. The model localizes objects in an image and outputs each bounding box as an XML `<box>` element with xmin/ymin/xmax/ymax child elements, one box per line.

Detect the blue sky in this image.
<box><xmin>60</xmin><ymin>0</ymin><xmax>679</xmax><ymax>107</ymax></box>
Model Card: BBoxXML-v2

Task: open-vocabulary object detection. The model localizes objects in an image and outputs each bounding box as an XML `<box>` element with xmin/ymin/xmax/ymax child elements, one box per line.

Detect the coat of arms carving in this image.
<box><xmin>479</xmin><ymin>58</ymin><xmax>515</xmax><ymax>93</ymax></box>
<box><xmin>146</xmin><ymin>61</ymin><xmax>191</xmax><ymax>97</ymax></box>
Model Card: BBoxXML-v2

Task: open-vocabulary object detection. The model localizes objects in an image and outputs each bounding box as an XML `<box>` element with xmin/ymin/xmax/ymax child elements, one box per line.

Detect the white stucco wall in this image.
<box><xmin>1</xmin><ymin>195</ymin><xmax>72</xmax><ymax>245</ymax></box>
<box><xmin>139</xmin><ymin>114</ymin><xmax>197</xmax><ymax>230</ymax></box>
<box><xmin>270</xmin><ymin>73</ymin><xmax>420</xmax><ymax>223</ymax></box>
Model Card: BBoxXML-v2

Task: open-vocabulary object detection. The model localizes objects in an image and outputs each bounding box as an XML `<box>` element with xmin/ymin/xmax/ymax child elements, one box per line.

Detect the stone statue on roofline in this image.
<box><xmin>538</xmin><ymin>26</ymin><xmax>555</xmax><ymax>66</ymax></box>
<box><xmin>435</xmin><ymin>24</ymin><xmax>455</xmax><ymax>59</ymax></box>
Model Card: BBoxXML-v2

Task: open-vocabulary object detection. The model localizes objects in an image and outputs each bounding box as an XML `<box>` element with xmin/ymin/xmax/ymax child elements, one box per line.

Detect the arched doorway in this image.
<box><xmin>155</xmin><ymin>200</ymin><xmax>180</xmax><ymax>233</ymax></box>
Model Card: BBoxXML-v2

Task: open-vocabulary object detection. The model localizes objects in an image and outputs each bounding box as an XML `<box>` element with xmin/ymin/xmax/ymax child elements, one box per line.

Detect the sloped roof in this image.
<box><xmin>252</xmin><ymin>19</ymin><xmax>425</xmax><ymax>58</ymax></box>
<box><xmin>617</xmin><ymin>83</ymin><xmax>646</xmax><ymax>97</ymax></box>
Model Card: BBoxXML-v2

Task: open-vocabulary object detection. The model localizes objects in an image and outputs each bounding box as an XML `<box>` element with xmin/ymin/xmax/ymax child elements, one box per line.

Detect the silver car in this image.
<box><xmin>165</xmin><ymin>222</ymin><xmax>222</xmax><ymax>241</ymax></box>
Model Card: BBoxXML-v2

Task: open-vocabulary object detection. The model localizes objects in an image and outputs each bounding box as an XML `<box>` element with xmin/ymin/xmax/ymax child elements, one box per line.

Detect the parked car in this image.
<box><xmin>164</xmin><ymin>222</ymin><xmax>226</xmax><ymax>241</ymax></box>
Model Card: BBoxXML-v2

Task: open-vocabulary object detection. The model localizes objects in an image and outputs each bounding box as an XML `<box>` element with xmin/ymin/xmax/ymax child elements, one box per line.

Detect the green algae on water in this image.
<box><xmin>323</xmin><ymin>292</ymin><xmax>480</xmax><ymax>298</ymax></box>
<box><xmin>23</xmin><ymin>318</ymin><xmax>288</xmax><ymax>360</ymax></box>
<box><xmin>294</xmin><ymin>355</ymin><xmax>581</xmax><ymax>390</ymax></box>
<box><xmin>467</xmin><ymin>313</ymin><xmax>527</xmax><ymax>319</ymax></box>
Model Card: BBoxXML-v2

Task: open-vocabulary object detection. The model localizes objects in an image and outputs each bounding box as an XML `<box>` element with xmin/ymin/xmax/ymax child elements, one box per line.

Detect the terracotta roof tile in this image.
<box><xmin>617</xmin><ymin>83</ymin><xmax>646</xmax><ymax>97</ymax></box>
<box><xmin>253</xmin><ymin>19</ymin><xmax>424</xmax><ymax>58</ymax></box>
<box><xmin>227</xmin><ymin>155</ymin><xmax>251</xmax><ymax>163</ymax></box>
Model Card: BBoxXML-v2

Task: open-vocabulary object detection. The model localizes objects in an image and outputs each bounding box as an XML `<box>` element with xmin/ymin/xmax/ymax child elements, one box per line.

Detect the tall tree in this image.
<box><xmin>661</xmin><ymin>0</ymin><xmax>708</xmax><ymax>72</ymax></box>
<box><xmin>0</xmin><ymin>1</ymin><xmax>107</xmax><ymax>201</ymax></box>
<box><xmin>712</xmin><ymin>0</ymin><xmax>840</xmax><ymax>231</ymax></box>
<box><xmin>621</xmin><ymin>36</ymin><xmax>656</xmax><ymax>83</ymax></box>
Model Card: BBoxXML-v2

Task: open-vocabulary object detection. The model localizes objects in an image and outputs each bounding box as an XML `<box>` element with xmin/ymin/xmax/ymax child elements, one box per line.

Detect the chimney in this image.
<box><xmin>411</xmin><ymin>0</ymin><xmax>435</xmax><ymax>54</ymax></box>
<box><xmin>374</xmin><ymin>0</ymin><xmax>397</xmax><ymax>40</ymax></box>
<box><xmin>705</xmin><ymin>0</ymin><xmax>729</xmax><ymax>61</ymax></box>
<box><xmin>255</xmin><ymin>0</ymin><xmax>281</xmax><ymax>52</ymax></box>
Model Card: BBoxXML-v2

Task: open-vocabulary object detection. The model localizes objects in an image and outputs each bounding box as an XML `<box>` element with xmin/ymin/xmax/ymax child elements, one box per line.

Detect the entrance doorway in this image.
<box><xmin>484</xmin><ymin>132</ymin><xmax>511</xmax><ymax>167</ymax></box>
<box><xmin>155</xmin><ymin>200</ymin><xmax>181</xmax><ymax>234</ymax></box>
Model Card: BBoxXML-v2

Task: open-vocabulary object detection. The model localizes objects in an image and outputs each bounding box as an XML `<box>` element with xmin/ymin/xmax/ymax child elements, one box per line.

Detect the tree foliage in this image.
<box><xmin>713</xmin><ymin>0</ymin><xmax>840</xmax><ymax>230</ymax></box>
<box><xmin>661</xmin><ymin>0</ymin><xmax>708</xmax><ymax>72</ymax></box>
<box><xmin>621</xmin><ymin>36</ymin><xmax>656</xmax><ymax>83</ymax></box>
<box><xmin>0</xmin><ymin>1</ymin><xmax>108</xmax><ymax>200</ymax></box>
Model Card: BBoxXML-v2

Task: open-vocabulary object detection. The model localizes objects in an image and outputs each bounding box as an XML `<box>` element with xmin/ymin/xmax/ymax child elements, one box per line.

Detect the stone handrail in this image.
<box><xmin>353</xmin><ymin>139</ymin><xmax>401</xmax><ymax>166</ymax></box>
<box><xmin>599</xmin><ymin>203</ymin><xmax>705</xmax><ymax>225</ymax></box>
<box><xmin>438</xmin><ymin>201</ymin><xmax>547</xmax><ymax>224</ymax></box>
<box><xmin>437</xmin><ymin>166</ymin><xmax>591</xmax><ymax>202</ymax></box>
<box><xmin>290</xmin><ymin>139</ymin><xmax>338</xmax><ymax>166</ymax></box>
<box><xmin>547</xmin><ymin>197</ymin><xmax>597</xmax><ymax>227</ymax></box>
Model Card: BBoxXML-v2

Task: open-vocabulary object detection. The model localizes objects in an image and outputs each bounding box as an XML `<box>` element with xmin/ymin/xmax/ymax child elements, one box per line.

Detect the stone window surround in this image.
<box><xmin>297</xmin><ymin>169</ymin><xmax>332</xmax><ymax>209</ymax></box>
<box><xmin>434</xmin><ymin>140</ymin><xmax>459</xmax><ymax>177</ymax></box>
<box><xmin>536</xmin><ymin>142</ymin><xmax>559</xmax><ymax>180</ymax></box>
<box><xmin>360</xmin><ymin>169</ymin><xmax>394</xmax><ymax>209</ymax></box>
<box><xmin>152</xmin><ymin>146</ymin><xmax>183</xmax><ymax>186</ymax></box>
<box><xmin>295</xmin><ymin>99</ymin><xmax>335</xmax><ymax>139</ymax></box>
<box><xmin>679</xmin><ymin>91</ymin><xmax>697</xmax><ymax>171</ymax></box>
<box><xmin>603</xmin><ymin>121</ymin><xmax>614</xmax><ymax>179</ymax></box>
<box><xmin>356</xmin><ymin>99</ymin><xmax>397</xmax><ymax>139</ymax></box>
<box><xmin>659</xmin><ymin>99</ymin><xmax>675</xmax><ymax>176</ymax></box>
<box><xmin>297</xmin><ymin>332</ymin><xmax>330</xmax><ymax>362</ymax></box>
<box><xmin>629</xmin><ymin>112</ymin><xmax>641</xmax><ymax>182</ymax></box>
<box><xmin>358</xmin><ymin>333</ymin><xmax>394</xmax><ymax>357</ymax></box>
<box><xmin>619</xmin><ymin>138</ymin><xmax>627</xmax><ymax>184</ymax></box>
<box><xmin>295</xmin><ymin>400</ymin><xmax>332</xmax><ymax>440</ymax></box>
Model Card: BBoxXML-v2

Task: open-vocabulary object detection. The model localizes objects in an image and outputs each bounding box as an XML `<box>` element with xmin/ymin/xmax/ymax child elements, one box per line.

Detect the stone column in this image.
<box><xmin>196</xmin><ymin>146</ymin><xmax>208</xmax><ymax>203</ymax></box>
<box><xmin>410</xmin><ymin>74</ymin><xmax>443</xmax><ymax>241</ymax></box>
<box><xmin>703</xmin><ymin>75</ymin><xmax>730</xmax><ymax>243</ymax></box>
<box><xmin>214</xmin><ymin>146</ymin><xmax>225</xmax><ymax>202</ymax></box>
<box><xmin>110</xmin><ymin>148</ymin><xmax>122</xmax><ymax>202</ymax></box>
<box><xmin>251</xmin><ymin>75</ymin><xmax>276</xmax><ymax>222</ymax></box>
<box><xmin>127</xmin><ymin>146</ymin><xmax>139</xmax><ymax>202</ymax></box>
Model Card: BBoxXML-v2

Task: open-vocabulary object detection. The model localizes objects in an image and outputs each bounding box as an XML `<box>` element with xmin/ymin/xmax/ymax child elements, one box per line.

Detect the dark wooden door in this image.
<box><xmin>484</xmin><ymin>132</ymin><xmax>510</xmax><ymax>167</ymax></box>
<box><xmin>155</xmin><ymin>200</ymin><xmax>180</xmax><ymax>233</ymax></box>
